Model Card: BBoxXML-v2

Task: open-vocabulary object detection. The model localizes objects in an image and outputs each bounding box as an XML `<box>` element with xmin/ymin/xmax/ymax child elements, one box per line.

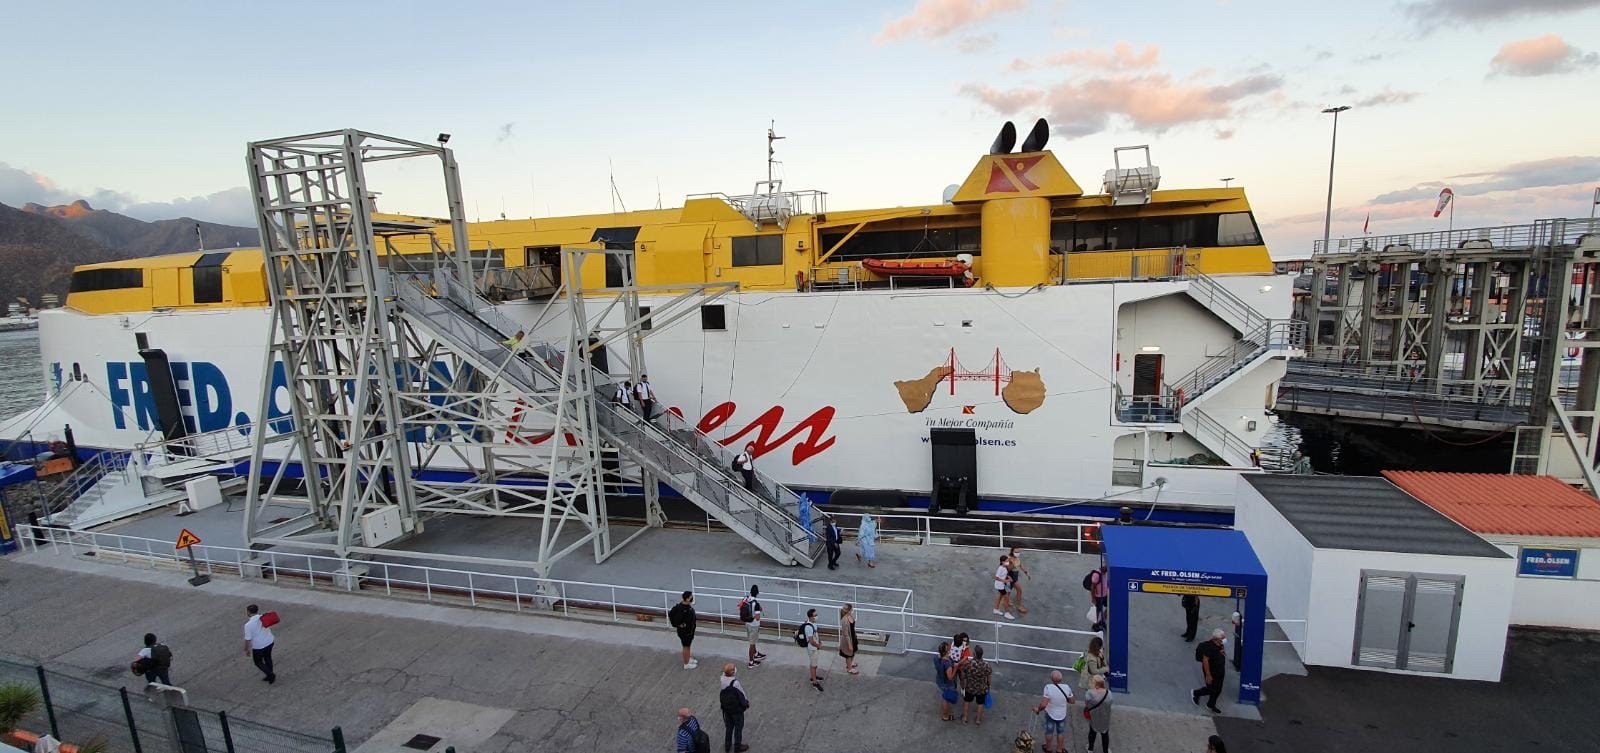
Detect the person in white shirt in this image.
<box><xmin>613</xmin><ymin>381</ymin><xmax>634</xmax><ymax>411</ymax></box>
<box><xmin>992</xmin><ymin>555</ymin><xmax>1016</xmax><ymax>620</ymax></box>
<box><xmin>242</xmin><ymin>604</ymin><xmax>276</xmax><ymax>684</ymax></box>
<box><xmin>734</xmin><ymin>444</ymin><xmax>756</xmax><ymax>491</ymax></box>
<box><xmin>633</xmin><ymin>374</ymin><xmax>656</xmax><ymax>420</ymax></box>
<box><xmin>803</xmin><ymin>608</ymin><xmax>823</xmax><ymax>693</ymax></box>
<box><xmin>1033</xmin><ymin>669</ymin><xmax>1076</xmax><ymax>753</ymax></box>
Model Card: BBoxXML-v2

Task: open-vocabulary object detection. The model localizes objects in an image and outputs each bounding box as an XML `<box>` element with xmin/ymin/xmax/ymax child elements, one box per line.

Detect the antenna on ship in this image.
<box><xmin>767</xmin><ymin>119</ymin><xmax>785</xmax><ymax>183</ymax></box>
<box><xmin>609</xmin><ymin>158</ymin><xmax>628</xmax><ymax>213</ymax></box>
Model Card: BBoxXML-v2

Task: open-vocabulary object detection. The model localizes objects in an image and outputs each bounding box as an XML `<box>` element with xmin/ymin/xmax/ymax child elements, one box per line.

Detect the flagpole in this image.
<box><xmin>1449</xmin><ymin>199</ymin><xmax>1454</xmax><ymax>234</ymax></box>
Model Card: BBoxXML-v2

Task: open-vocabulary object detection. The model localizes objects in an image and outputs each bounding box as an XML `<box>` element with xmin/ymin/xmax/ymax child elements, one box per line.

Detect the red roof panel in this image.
<box><xmin>1381</xmin><ymin>471</ymin><xmax>1600</xmax><ymax>538</ymax></box>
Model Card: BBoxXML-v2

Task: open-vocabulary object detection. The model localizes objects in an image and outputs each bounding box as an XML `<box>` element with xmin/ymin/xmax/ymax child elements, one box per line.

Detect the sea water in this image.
<box><xmin>0</xmin><ymin>330</ymin><xmax>45</xmax><ymax>421</ymax></box>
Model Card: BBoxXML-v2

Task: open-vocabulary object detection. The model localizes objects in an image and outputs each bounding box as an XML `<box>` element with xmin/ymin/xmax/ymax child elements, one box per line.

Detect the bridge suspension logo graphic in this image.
<box><xmin>893</xmin><ymin>348</ymin><xmax>1045</xmax><ymax>415</ymax></box>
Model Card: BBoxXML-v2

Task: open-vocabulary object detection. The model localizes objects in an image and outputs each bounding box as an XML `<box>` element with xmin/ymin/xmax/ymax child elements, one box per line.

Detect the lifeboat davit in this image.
<box><xmin>861</xmin><ymin>254</ymin><xmax>976</xmax><ymax>287</ymax></box>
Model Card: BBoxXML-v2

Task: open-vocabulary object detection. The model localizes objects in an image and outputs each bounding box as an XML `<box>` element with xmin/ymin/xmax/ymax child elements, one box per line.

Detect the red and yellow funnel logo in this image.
<box><xmin>951</xmin><ymin>151</ymin><xmax>1083</xmax><ymax>203</ymax></box>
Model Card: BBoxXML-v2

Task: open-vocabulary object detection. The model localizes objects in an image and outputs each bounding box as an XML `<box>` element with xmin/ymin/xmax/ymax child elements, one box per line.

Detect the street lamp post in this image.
<box><xmin>1320</xmin><ymin>105</ymin><xmax>1350</xmax><ymax>255</ymax></box>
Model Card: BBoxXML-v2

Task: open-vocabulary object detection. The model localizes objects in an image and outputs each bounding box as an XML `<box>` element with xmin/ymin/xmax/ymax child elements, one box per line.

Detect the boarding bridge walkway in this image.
<box><xmin>391</xmin><ymin>269</ymin><xmax>824</xmax><ymax>567</ymax></box>
<box><xmin>1276</xmin><ymin>359</ymin><xmax>1531</xmax><ymax>431</ymax></box>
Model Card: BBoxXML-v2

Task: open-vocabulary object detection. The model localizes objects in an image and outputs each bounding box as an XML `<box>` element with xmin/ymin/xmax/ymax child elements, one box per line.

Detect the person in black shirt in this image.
<box><xmin>669</xmin><ymin>591</ymin><xmax>698</xmax><ymax>670</ymax></box>
<box><xmin>1191</xmin><ymin>629</ymin><xmax>1226</xmax><ymax>713</ymax></box>
<box><xmin>824</xmin><ymin>515</ymin><xmax>843</xmax><ymax>570</ymax></box>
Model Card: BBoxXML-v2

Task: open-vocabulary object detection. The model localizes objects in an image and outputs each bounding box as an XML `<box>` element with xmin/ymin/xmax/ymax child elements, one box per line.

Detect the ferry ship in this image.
<box><xmin>1</xmin><ymin>121</ymin><xmax>1299</xmax><ymax>516</ymax></box>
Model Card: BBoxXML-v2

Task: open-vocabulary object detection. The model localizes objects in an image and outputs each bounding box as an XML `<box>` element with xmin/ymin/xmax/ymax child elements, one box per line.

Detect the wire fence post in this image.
<box><xmin>119</xmin><ymin>686</ymin><xmax>144</xmax><ymax>753</ymax></box>
<box><xmin>34</xmin><ymin>665</ymin><xmax>59</xmax><ymax>740</ymax></box>
<box><xmin>219</xmin><ymin>710</ymin><xmax>237</xmax><ymax>753</ymax></box>
<box><xmin>332</xmin><ymin>726</ymin><xmax>347</xmax><ymax>753</ymax></box>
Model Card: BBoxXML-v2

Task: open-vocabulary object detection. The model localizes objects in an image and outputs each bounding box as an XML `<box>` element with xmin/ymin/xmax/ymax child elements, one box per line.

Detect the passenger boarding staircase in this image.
<box><xmin>391</xmin><ymin>268</ymin><xmax>824</xmax><ymax>567</ymax></box>
<box><xmin>41</xmin><ymin>425</ymin><xmax>255</xmax><ymax>529</ymax></box>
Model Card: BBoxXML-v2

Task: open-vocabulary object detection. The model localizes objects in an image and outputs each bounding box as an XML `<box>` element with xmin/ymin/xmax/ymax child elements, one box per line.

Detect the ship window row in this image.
<box><xmin>732</xmin><ymin>235</ymin><xmax>784</xmax><ymax>267</ymax></box>
<box><xmin>69</xmin><ymin>268</ymin><xmax>144</xmax><ymax>292</ymax></box>
<box><xmin>818</xmin><ymin>227</ymin><xmax>983</xmax><ymax>262</ymax></box>
<box><xmin>1050</xmin><ymin>212</ymin><xmax>1262</xmax><ymax>253</ymax></box>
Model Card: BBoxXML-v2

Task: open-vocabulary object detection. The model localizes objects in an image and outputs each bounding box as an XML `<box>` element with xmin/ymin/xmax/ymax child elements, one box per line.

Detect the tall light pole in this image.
<box><xmin>1320</xmin><ymin>105</ymin><xmax>1350</xmax><ymax>254</ymax></box>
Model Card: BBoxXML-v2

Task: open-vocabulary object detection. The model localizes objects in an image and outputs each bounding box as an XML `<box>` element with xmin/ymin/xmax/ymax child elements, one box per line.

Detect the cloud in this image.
<box><xmin>1353</xmin><ymin>88</ymin><xmax>1421</xmax><ymax>107</ymax></box>
<box><xmin>0</xmin><ymin>162</ymin><xmax>253</xmax><ymax>226</ymax></box>
<box><xmin>495</xmin><ymin>122</ymin><xmax>516</xmax><ymax>143</ymax></box>
<box><xmin>1041</xmin><ymin>41</ymin><xmax>1162</xmax><ymax>70</ymax></box>
<box><xmin>1489</xmin><ymin>34</ymin><xmax>1600</xmax><ymax>77</ymax></box>
<box><xmin>1404</xmin><ymin>0</ymin><xmax>1600</xmax><ymax>26</ymax></box>
<box><xmin>875</xmin><ymin>0</ymin><xmax>1027</xmax><ymax>44</ymax></box>
<box><xmin>956</xmin><ymin>33</ymin><xmax>998</xmax><ymax>53</ymax></box>
<box><xmin>963</xmin><ymin>71</ymin><xmax>1282</xmax><ymax>137</ymax></box>
<box><xmin>1215</xmin><ymin>128</ymin><xmax>1236</xmax><ymax>140</ymax></box>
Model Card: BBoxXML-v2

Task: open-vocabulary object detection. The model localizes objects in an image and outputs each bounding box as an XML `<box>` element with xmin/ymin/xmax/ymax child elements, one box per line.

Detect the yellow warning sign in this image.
<box><xmin>174</xmin><ymin>529</ymin><xmax>202</xmax><ymax>550</ymax></box>
<box><xmin>1140</xmin><ymin>582</ymin><xmax>1233</xmax><ymax>598</ymax></box>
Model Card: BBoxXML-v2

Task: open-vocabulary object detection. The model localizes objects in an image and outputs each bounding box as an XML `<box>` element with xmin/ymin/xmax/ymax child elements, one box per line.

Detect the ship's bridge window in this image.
<box><xmin>69</xmin><ymin>268</ymin><xmax>144</xmax><ymax>292</ymax></box>
<box><xmin>732</xmin><ymin>235</ymin><xmax>783</xmax><ymax>267</ymax></box>
<box><xmin>1216</xmin><ymin>212</ymin><xmax>1263</xmax><ymax>246</ymax></box>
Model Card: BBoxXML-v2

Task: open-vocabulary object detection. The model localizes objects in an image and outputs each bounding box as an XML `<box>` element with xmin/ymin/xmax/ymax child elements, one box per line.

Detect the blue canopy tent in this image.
<box><xmin>1101</xmin><ymin>526</ymin><xmax>1267</xmax><ymax>705</ymax></box>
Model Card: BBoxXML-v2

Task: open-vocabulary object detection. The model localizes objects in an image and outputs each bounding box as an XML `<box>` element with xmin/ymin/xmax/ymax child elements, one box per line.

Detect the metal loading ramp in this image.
<box><xmin>393</xmin><ymin>262</ymin><xmax>823</xmax><ymax>567</ymax></box>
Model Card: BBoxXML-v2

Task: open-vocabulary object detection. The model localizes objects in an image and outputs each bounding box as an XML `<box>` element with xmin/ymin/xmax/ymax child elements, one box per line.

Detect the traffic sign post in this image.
<box><xmin>175</xmin><ymin>528</ymin><xmax>210</xmax><ymax>586</ymax></box>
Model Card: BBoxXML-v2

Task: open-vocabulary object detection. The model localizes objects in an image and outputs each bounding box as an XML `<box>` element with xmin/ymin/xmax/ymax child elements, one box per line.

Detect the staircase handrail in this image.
<box><xmin>40</xmin><ymin>451</ymin><xmax>130</xmax><ymax>520</ymax></box>
<box><xmin>1164</xmin><ymin>320</ymin><xmax>1304</xmax><ymax>404</ymax></box>
<box><xmin>134</xmin><ymin>422</ymin><xmax>257</xmax><ymax>463</ymax></box>
<box><xmin>1183</xmin><ymin>407</ymin><xmax>1257</xmax><ymax>467</ymax></box>
<box><xmin>1183</xmin><ymin>263</ymin><xmax>1269</xmax><ymax>333</ymax></box>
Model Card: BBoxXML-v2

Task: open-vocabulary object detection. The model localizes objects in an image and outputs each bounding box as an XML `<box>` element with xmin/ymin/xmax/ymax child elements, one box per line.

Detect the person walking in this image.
<box><xmin>738</xmin><ymin>585</ymin><xmax>767</xmax><ymax>669</ymax></box>
<box><xmin>733</xmin><ymin>443</ymin><xmax>756</xmax><ymax>491</ymax></box>
<box><xmin>855</xmin><ymin>513</ymin><xmax>878</xmax><ymax>567</ymax></box>
<box><xmin>1206</xmin><ymin>734</ymin><xmax>1229</xmax><ymax>753</ymax></box>
<box><xmin>1083</xmin><ymin>674</ymin><xmax>1113</xmax><ymax>752</ymax></box>
<box><xmin>838</xmin><ymin>603</ymin><xmax>859</xmax><ymax>675</ymax></box>
<box><xmin>242</xmin><ymin>604</ymin><xmax>275</xmax><ymax>684</ymax></box>
<box><xmin>634</xmin><ymin>374</ymin><xmax>657</xmax><ymax>420</ymax></box>
<box><xmin>992</xmin><ymin>555</ymin><xmax>1016</xmax><ymax>620</ymax></box>
<box><xmin>934</xmin><ymin>641</ymin><xmax>959</xmax><ymax>721</ymax></box>
<box><xmin>675</xmin><ymin>708</ymin><xmax>708</xmax><ymax>753</ymax></box>
<box><xmin>1033</xmin><ymin>669</ymin><xmax>1076</xmax><ymax>753</ymax></box>
<box><xmin>1191</xmin><ymin>628</ymin><xmax>1227</xmax><ymax>713</ymax></box>
<box><xmin>958</xmin><ymin>644</ymin><xmax>992</xmax><ymax>725</ymax></box>
<box><xmin>135</xmin><ymin>633</ymin><xmax>173</xmax><ymax>686</ymax></box>
<box><xmin>1230</xmin><ymin>612</ymin><xmax>1243</xmax><ymax>672</ymax></box>
<box><xmin>670</xmin><ymin>591</ymin><xmax>699</xmax><ymax>670</ymax></box>
<box><xmin>1078</xmin><ymin>635</ymin><xmax>1108</xmax><ymax>690</ymax></box>
<box><xmin>718</xmin><ymin>663</ymin><xmax>750</xmax><ymax>753</ymax></box>
<box><xmin>824</xmin><ymin>515</ymin><xmax>843</xmax><ymax>570</ymax></box>
<box><xmin>802</xmin><ymin>608</ymin><xmax>823</xmax><ymax>692</ymax></box>
<box><xmin>1007</xmin><ymin>547</ymin><xmax>1031</xmax><ymax>615</ymax></box>
<box><xmin>1087</xmin><ymin>563</ymin><xmax>1109</xmax><ymax>632</ymax></box>
<box><xmin>613</xmin><ymin>380</ymin><xmax>634</xmax><ymax>411</ymax></box>
<box><xmin>1181</xmin><ymin>594</ymin><xmax>1201</xmax><ymax>641</ymax></box>
<box><xmin>501</xmin><ymin>329</ymin><xmax>524</xmax><ymax>349</ymax></box>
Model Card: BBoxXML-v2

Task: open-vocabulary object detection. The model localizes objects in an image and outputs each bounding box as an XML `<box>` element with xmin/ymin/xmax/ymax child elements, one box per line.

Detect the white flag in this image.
<box><xmin>1433</xmin><ymin>187</ymin><xmax>1454</xmax><ymax>218</ymax></box>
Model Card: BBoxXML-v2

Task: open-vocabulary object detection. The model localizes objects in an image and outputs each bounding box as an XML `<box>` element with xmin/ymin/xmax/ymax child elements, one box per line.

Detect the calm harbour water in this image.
<box><xmin>0</xmin><ymin>329</ymin><xmax>46</xmax><ymax>422</ymax></box>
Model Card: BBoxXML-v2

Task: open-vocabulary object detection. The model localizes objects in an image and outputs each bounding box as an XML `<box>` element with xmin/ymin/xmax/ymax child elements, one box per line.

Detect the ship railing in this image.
<box><xmin>809</xmin><ymin>510</ymin><xmax>1098</xmax><ymax>554</ymax></box>
<box><xmin>133</xmin><ymin>423</ymin><xmax>256</xmax><ymax>465</ymax></box>
<box><xmin>15</xmin><ymin>524</ymin><xmax>1096</xmax><ymax>669</ymax></box>
<box><xmin>477</xmin><ymin>264</ymin><xmax>560</xmax><ymax>301</ymax></box>
<box><xmin>1055</xmin><ymin>246</ymin><xmax>1193</xmax><ymax>284</ymax></box>
<box><xmin>1114</xmin><ymin>389</ymin><xmax>1180</xmax><ymax>424</ymax></box>
<box><xmin>808</xmin><ymin>265</ymin><xmax>862</xmax><ymax>291</ymax></box>
<box><xmin>1312</xmin><ymin>217</ymin><xmax>1600</xmax><ymax>256</ymax></box>
<box><xmin>1182</xmin><ymin>261</ymin><xmax>1269</xmax><ymax>333</ymax></box>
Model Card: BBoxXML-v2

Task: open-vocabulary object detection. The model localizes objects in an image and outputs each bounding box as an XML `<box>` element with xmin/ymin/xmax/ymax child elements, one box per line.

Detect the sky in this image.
<box><xmin>1</xmin><ymin>0</ymin><xmax>1598</xmax><ymax>258</ymax></box>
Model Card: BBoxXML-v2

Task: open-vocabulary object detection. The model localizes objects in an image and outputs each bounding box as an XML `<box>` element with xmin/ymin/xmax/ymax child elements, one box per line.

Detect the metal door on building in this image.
<box><xmin>1352</xmin><ymin>570</ymin><xmax>1464</xmax><ymax>673</ymax></box>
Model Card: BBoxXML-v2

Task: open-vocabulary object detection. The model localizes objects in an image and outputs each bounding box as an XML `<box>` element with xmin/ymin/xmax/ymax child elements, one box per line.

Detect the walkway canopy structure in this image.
<box><xmin>1103</xmin><ymin>526</ymin><xmax>1267</xmax><ymax>705</ymax></box>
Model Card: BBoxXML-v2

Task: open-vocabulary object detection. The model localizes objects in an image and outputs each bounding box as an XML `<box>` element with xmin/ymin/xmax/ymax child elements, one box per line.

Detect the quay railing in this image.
<box><xmin>1265</xmin><ymin>618</ymin><xmax>1307</xmax><ymax>651</ymax></box>
<box><xmin>690</xmin><ymin>568</ymin><xmax>914</xmax><ymax>614</ymax></box>
<box><xmin>813</xmin><ymin>509</ymin><xmax>1097</xmax><ymax>554</ymax></box>
<box><xmin>1312</xmin><ymin>217</ymin><xmax>1600</xmax><ymax>255</ymax></box>
<box><xmin>15</xmin><ymin>524</ymin><xmax>1097</xmax><ymax>670</ymax></box>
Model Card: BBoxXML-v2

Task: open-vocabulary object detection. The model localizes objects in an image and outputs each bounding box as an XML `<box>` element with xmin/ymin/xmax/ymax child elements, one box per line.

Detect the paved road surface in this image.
<box><xmin>0</xmin><ymin>555</ymin><xmax>1219</xmax><ymax>752</ymax></box>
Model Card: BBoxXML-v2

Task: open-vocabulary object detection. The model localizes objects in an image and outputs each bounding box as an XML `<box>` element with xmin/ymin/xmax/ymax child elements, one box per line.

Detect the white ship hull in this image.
<box><xmin>3</xmin><ymin>275</ymin><xmax>1294</xmax><ymax>513</ymax></box>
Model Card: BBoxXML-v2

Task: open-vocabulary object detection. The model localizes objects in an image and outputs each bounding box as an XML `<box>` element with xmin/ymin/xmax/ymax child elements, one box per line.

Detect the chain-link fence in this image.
<box><xmin>0</xmin><ymin>658</ymin><xmax>338</xmax><ymax>753</ymax></box>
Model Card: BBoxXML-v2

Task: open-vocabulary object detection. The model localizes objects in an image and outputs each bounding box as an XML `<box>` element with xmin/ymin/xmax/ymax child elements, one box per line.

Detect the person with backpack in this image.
<box><xmin>733</xmin><ymin>444</ymin><xmax>756</xmax><ymax>491</ymax></box>
<box><xmin>798</xmin><ymin>608</ymin><xmax>822</xmax><ymax>692</ymax></box>
<box><xmin>1083</xmin><ymin>564</ymin><xmax>1109</xmax><ymax>632</ymax></box>
<box><xmin>135</xmin><ymin>633</ymin><xmax>173</xmax><ymax>686</ymax></box>
<box><xmin>1191</xmin><ymin>629</ymin><xmax>1227</xmax><ymax>714</ymax></box>
<box><xmin>738</xmin><ymin>585</ymin><xmax>767</xmax><ymax>669</ymax></box>
<box><xmin>669</xmin><ymin>591</ymin><xmax>699</xmax><ymax>670</ymax></box>
<box><xmin>718</xmin><ymin>663</ymin><xmax>750</xmax><ymax>753</ymax></box>
<box><xmin>242</xmin><ymin>604</ymin><xmax>276</xmax><ymax>684</ymax></box>
<box><xmin>675</xmin><ymin>707</ymin><xmax>710</xmax><ymax>753</ymax></box>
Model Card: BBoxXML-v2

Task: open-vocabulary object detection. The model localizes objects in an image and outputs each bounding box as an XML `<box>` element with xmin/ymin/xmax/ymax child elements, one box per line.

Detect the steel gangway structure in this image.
<box><xmin>242</xmin><ymin>129</ymin><xmax>820</xmax><ymax>577</ymax></box>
